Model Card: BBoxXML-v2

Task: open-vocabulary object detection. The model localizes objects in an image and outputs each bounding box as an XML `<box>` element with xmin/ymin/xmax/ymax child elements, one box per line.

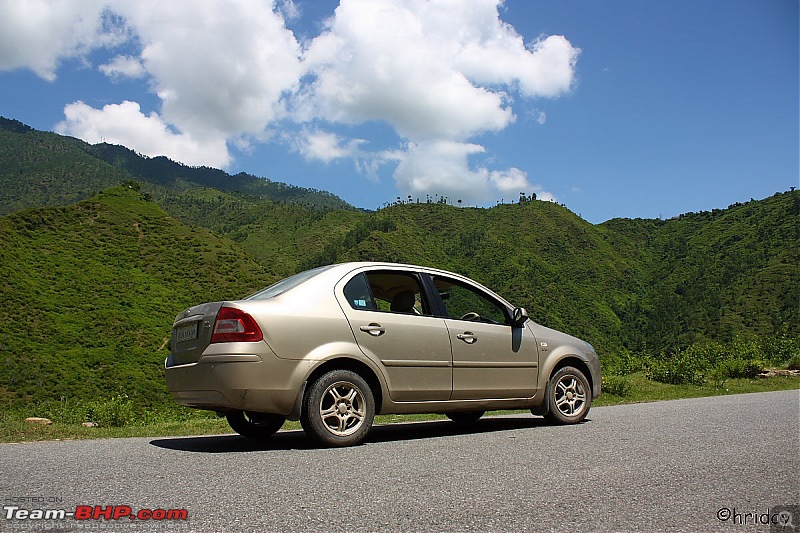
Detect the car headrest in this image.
<box><xmin>390</xmin><ymin>290</ymin><xmax>416</xmax><ymax>313</ymax></box>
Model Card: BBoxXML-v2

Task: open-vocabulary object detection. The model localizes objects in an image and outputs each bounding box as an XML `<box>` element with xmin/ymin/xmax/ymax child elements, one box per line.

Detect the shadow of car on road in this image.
<box><xmin>149</xmin><ymin>415</ymin><xmax>573</xmax><ymax>453</ymax></box>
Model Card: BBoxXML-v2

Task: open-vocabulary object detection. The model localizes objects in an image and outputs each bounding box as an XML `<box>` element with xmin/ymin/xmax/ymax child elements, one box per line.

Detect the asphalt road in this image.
<box><xmin>2</xmin><ymin>390</ymin><xmax>798</xmax><ymax>533</ymax></box>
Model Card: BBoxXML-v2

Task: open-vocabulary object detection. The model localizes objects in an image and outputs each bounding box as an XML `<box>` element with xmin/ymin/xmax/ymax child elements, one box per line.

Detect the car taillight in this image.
<box><xmin>210</xmin><ymin>306</ymin><xmax>263</xmax><ymax>343</ymax></box>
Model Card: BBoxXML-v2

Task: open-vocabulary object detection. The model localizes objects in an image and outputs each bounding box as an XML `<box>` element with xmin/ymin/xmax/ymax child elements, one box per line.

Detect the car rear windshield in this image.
<box><xmin>246</xmin><ymin>265</ymin><xmax>335</xmax><ymax>300</ymax></box>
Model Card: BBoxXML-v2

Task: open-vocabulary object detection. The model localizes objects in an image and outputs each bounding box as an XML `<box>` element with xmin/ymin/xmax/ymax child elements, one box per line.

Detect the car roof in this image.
<box><xmin>327</xmin><ymin>261</ymin><xmax>447</xmax><ymax>272</ymax></box>
<box><xmin>320</xmin><ymin>262</ymin><xmax>510</xmax><ymax>305</ymax></box>
<box><xmin>322</xmin><ymin>261</ymin><xmax>461</xmax><ymax>279</ymax></box>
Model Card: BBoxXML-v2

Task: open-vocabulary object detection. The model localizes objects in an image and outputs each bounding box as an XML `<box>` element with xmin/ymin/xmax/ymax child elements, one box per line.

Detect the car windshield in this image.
<box><xmin>246</xmin><ymin>265</ymin><xmax>335</xmax><ymax>300</ymax></box>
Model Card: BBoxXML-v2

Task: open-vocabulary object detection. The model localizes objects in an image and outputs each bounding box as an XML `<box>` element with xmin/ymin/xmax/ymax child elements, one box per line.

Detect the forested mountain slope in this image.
<box><xmin>0</xmin><ymin>117</ymin><xmax>352</xmax><ymax>215</ymax></box>
<box><xmin>0</xmin><ymin>187</ymin><xmax>271</xmax><ymax>406</ymax></box>
<box><xmin>603</xmin><ymin>191</ymin><xmax>799</xmax><ymax>352</ymax></box>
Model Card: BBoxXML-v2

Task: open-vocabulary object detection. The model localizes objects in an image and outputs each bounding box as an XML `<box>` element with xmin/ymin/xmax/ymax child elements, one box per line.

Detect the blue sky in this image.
<box><xmin>0</xmin><ymin>0</ymin><xmax>796</xmax><ymax>223</ymax></box>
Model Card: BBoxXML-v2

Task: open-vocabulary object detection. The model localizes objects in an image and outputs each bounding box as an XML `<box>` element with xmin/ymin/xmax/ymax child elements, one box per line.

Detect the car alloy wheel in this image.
<box><xmin>544</xmin><ymin>366</ymin><xmax>591</xmax><ymax>424</ymax></box>
<box><xmin>301</xmin><ymin>369</ymin><xmax>375</xmax><ymax>447</ymax></box>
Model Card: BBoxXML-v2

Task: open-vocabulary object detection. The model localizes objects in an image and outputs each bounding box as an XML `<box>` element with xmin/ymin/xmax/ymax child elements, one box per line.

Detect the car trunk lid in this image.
<box><xmin>168</xmin><ymin>302</ymin><xmax>224</xmax><ymax>366</ymax></box>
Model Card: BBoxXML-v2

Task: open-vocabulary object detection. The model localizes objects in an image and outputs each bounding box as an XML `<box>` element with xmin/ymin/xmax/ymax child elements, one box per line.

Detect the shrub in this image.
<box><xmin>759</xmin><ymin>335</ymin><xmax>800</xmax><ymax>366</ymax></box>
<box><xmin>85</xmin><ymin>394</ymin><xmax>135</xmax><ymax>427</ymax></box>
<box><xmin>644</xmin><ymin>338</ymin><xmax>781</xmax><ymax>385</ymax></box>
<box><xmin>708</xmin><ymin>366</ymin><xmax>728</xmax><ymax>389</ymax></box>
<box><xmin>715</xmin><ymin>358</ymin><xmax>764</xmax><ymax>379</ymax></box>
<box><xmin>645</xmin><ymin>351</ymin><xmax>706</xmax><ymax>385</ymax></box>
<box><xmin>616</xmin><ymin>351</ymin><xmax>647</xmax><ymax>375</ymax></box>
<box><xmin>602</xmin><ymin>374</ymin><xmax>632</xmax><ymax>396</ymax></box>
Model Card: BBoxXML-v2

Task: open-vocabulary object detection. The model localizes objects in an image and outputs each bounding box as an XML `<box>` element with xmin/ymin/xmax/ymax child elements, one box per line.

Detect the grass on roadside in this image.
<box><xmin>1</xmin><ymin>373</ymin><xmax>797</xmax><ymax>444</ymax></box>
<box><xmin>593</xmin><ymin>372</ymin><xmax>800</xmax><ymax>406</ymax></box>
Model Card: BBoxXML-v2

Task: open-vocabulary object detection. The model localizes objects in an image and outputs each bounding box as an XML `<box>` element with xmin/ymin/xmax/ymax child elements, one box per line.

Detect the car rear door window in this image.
<box><xmin>344</xmin><ymin>270</ymin><xmax>432</xmax><ymax>316</ymax></box>
<box><xmin>366</xmin><ymin>271</ymin><xmax>431</xmax><ymax>315</ymax></box>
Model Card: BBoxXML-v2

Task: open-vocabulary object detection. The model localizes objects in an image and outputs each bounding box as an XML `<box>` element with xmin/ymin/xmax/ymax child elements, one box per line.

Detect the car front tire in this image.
<box><xmin>543</xmin><ymin>366</ymin><xmax>592</xmax><ymax>424</ymax></box>
<box><xmin>226</xmin><ymin>410</ymin><xmax>285</xmax><ymax>439</ymax></box>
<box><xmin>301</xmin><ymin>369</ymin><xmax>375</xmax><ymax>447</ymax></box>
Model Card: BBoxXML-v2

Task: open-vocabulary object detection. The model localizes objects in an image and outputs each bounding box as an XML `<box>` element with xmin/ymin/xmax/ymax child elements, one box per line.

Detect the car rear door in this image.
<box><xmin>337</xmin><ymin>269</ymin><xmax>452</xmax><ymax>402</ymax></box>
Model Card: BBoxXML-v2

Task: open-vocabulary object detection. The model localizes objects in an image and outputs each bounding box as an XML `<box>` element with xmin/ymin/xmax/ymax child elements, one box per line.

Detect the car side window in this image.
<box><xmin>345</xmin><ymin>271</ymin><xmax>431</xmax><ymax>315</ymax></box>
<box><xmin>343</xmin><ymin>273</ymin><xmax>377</xmax><ymax>311</ymax></box>
<box><xmin>368</xmin><ymin>271</ymin><xmax>431</xmax><ymax>315</ymax></box>
<box><xmin>433</xmin><ymin>276</ymin><xmax>509</xmax><ymax>325</ymax></box>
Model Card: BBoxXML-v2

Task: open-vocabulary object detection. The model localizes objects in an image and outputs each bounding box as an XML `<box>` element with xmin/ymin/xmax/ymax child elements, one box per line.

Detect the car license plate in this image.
<box><xmin>175</xmin><ymin>322</ymin><xmax>199</xmax><ymax>343</ymax></box>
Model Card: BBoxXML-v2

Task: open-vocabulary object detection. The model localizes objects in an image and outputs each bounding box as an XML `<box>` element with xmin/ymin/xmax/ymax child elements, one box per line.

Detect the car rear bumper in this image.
<box><xmin>164</xmin><ymin>348</ymin><xmax>312</xmax><ymax>416</ymax></box>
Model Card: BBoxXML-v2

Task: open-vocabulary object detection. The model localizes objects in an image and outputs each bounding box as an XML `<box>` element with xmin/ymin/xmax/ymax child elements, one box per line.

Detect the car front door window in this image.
<box><xmin>433</xmin><ymin>277</ymin><xmax>509</xmax><ymax>325</ymax></box>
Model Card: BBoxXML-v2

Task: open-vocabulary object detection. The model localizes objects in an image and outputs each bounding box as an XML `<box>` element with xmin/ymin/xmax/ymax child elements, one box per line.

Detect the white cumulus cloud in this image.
<box><xmin>298</xmin><ymin>0</ymin><xmax>523</xmax><ymax>140</ymax></box>
<box><xmin>56</xmin><ymin>101</ymin><xmax>231</xmax><ymax>168</ymax></box>
<box><xmin>0</xmin><ymin>0</ymin><xmax>118</xmax><ymax>81</ymax></box>
<box><xmin>297</xmin><ymin>0</ymin><xmax>578</xmax><ymax>201</ymax></box>
<box><xmin>489</xmin><ymin>167</ymin><xmax>532</xmax><ymax>194</ymax></box>
<box><xmin>99</xmin><ymin>55</ymin><xmax>145</xmax><ymax>79</ymax></box>
<box><xmin>48</xmin><ymin>0</ymin><xmax>304</xmax><ymax>169</ymax></box>
<box><xmin>298</xmin><ymin>129</ymin><xmax>365</xmax><ymax>163</ymax></box>
<box><xmin>113</xmin><ymin>1</ymin><xmax>302</xmax><ymax>138</ymax></box>
<box><xmin>394</xmin><ymin>141</ymin><xmax>497</xmax><ymax>204</ymax></box>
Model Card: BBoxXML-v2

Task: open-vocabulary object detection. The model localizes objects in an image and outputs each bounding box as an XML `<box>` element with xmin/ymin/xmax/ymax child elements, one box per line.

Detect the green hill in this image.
<box><xmin>0</xmin><ymin>186</ymin><xmax>273</xmax><ymax>408</ymax></box>
<box><xmin>280</xmin><ymin>192</ymin><xmax>798</xmax><ymax>359</ymax></box>
<box><xmin>86</xmin><ymin>142</ymin><xmax>353</xmax><ymax>211</ymax></box>
<box><xmin>603</xmin><ymin>191</ymin><xmax>800</xmax><ymax>353</ymax></box>
<box><xmin>0</xmin><ymin>116</ymin><xmax>353</xmax><ymax>215</ymax></box>
<box><xmin>0</xmin><ymin>118</ymin><xmax>132</xmax><ymax>214</ymax></box>
<box><xmin>156</xmin><ymin>187</ymin><xmax>365</xmax><ymax>280</ymax></box>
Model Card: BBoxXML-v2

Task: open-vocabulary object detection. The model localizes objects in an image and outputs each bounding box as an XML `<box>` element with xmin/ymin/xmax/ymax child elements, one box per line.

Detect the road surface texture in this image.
<box><xmin>2</xmin><ymin>390</ymin><xmax>798</xmax><ymax>533</ymax></box>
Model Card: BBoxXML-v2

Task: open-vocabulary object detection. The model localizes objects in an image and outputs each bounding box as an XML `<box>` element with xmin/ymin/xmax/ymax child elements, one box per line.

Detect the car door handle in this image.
<box><xmin>360</xmin><ymin>324</ymin><xmax>385</xmax><ymax>336</ymax></box>
<box><xmin>457</xmin><ymin>332</ymin><xmax>477</xmax><ymax>344</ymax></box>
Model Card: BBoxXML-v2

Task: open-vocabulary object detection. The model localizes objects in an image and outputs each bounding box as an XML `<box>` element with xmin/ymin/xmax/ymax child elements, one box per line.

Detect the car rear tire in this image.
<box><xmin>301</xmin><ymin>369</ymin><xmax>375</xmax><ymax>447</ymax></box>
<box><xmin>226</xmin><ymin>410</ymin><xmax>285</xmax><ymax>439</ymax></box>
<box><xmin>543</xmin><ymin>366</ymin><xmax>592</xmax><ymax>424</ymax></box>
<box><xmin>446</xmin><ymin>411</ymin><xmax>485</xmax><ymax>424</ymax></box>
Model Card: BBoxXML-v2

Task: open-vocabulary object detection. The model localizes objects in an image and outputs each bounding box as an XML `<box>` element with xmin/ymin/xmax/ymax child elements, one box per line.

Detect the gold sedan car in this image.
<box><xmin>166</xmin><ymin>262</ymin><xmax>601</xmax><ymax>446</ymax></box>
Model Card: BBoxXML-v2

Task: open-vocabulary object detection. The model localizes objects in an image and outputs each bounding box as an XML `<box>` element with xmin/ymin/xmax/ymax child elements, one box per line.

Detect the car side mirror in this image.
<box><xmin>512</xmin><ymin>307</ymin><xmax>529</xmax><ymax>327</ymax></box>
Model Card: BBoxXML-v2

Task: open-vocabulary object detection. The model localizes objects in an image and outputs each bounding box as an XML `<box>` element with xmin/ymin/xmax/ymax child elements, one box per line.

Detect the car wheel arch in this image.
<box><xmin>546</xmin><ymin>355</ymin><xmax>595</xmax><ymax>396</ymax></box>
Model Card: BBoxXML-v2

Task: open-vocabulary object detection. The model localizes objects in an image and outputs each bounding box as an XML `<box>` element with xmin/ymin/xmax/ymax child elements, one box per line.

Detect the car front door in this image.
<box><xmin>337</xmin><ymin>269</ymin><xmax>452</xmax><ymax>402</ymax></box>
<box><xmin>431</xmin><ymin>275</ymin><xmax>539</xmax><ymax>400</ymax></box>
